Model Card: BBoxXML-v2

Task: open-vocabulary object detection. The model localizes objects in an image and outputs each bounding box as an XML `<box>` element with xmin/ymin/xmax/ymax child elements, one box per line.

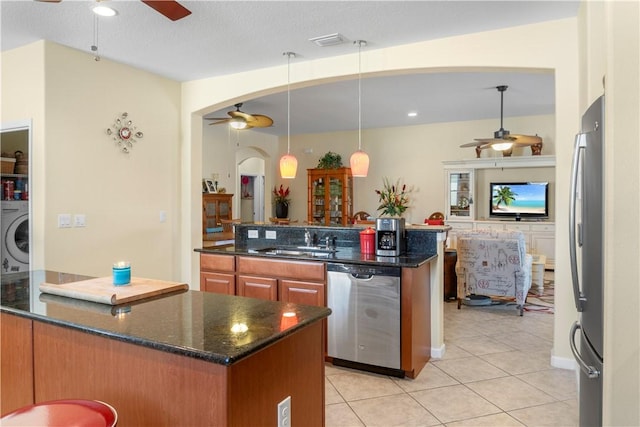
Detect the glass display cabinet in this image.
<box><xmin>307</xmin><ymin>168</ymin><xmax>353</xmax><ymax>226</ymax></box>
<box><xmin>445</xmin><ymin>169</ymin><xmax>474</xmax><ymax>221</ymax></box>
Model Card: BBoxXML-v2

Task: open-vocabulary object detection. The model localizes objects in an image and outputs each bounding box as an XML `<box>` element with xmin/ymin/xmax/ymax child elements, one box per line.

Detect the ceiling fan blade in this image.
<box><xmin>228</xmin><ymin>111</ymin><xmax>254</xmax><ymax>121</ymax></box>
<box><xmin>207</xmin><ymin>119</ymin><xmax>231</xmax><ymax>126</ymax></box>
<box><xmin>459</xmin><ymin>139</ymin><xmax>498</xmax><ymax>148</ymax></box>
<box><xmin>507</xmin><ymin>134</ymin><xmax>543</xmax><ymax>145</ymax></box>
<box><xmin>141</xmin><ymin>1</ymin><xmax>191</xmax><ymax>21</ymax></box>
<box><xmin>246</xmin><ymin>114</ymin><xmax>274</xmax><ymax>128</ymax></box>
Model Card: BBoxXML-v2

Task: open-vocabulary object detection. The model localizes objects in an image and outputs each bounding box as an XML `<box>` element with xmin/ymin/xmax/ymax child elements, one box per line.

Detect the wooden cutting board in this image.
<box><xmin>39</xmin><ymin>276</ymin><xmax>189</xmax><ymax>305</ymax></box>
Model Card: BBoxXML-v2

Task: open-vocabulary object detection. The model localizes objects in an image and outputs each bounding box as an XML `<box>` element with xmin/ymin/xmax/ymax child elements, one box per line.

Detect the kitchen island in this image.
<box><xmin>197</xmin><ymin>222</ymin><xmax>450</xmax><ymax>378</ymax></box>
<box><xmin>0</xmin><ymin>271</ymin><xmax>330</xmax><ymax>426</ymax></box>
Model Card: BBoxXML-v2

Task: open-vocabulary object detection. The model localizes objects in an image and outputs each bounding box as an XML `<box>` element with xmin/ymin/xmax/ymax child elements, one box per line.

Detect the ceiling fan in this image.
<box><xmin>460</xmin><ymin>85</ymin><xmax>543</xmax><ymax>158</ymax></box>
<box><xmin>206</xmin><ymin>103</ymin><xmax>274</xmax><ymax>130</ymax></box>
<box><xmin>35</xmin><ymin>0</ymin><xmax>192</xmax><ymax>21</ymax></box>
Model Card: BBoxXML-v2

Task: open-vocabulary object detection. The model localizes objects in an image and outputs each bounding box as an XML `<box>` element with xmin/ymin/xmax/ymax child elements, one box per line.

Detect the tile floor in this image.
<box><xmin>325</xmin><ymin>283</ymin><xmax>578</xmax><ymax>426</ymax></box>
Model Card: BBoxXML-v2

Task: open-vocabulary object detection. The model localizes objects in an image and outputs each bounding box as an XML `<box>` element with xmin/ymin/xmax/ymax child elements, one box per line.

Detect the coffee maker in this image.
<box><xmin>375</xmin><ymin>217</ymin><xmax>406</xmax><ymax>256</ymax></box>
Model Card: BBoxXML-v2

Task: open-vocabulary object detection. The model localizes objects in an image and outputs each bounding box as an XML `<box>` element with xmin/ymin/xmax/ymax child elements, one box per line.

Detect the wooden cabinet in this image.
<box><xmin>307</xmin><ymin>168</ymin><xmax>353</xmax><ymax>226</ymax></box>
<box><xmin>202</xmin><ymin>193</ymin><xmax>233</xmax><ymax>233</ymax></box>
<box><xmin>238</xmin><ymin>276</ymin><xmax>278</xmax><ymax>300</ymax></box>
<box><xmin>237</xmin><ymin>256</ymin><xmax>326</xmax><ymax>302</ymax></box>
<box><xmin>280</xmin><ymin>280</ymin><xmax>325</xmax><ymax>307</ymax></box>
<box><xmin>201</xmin><ymin>254</ymin><xmax>327</xmax><ymax>304</ymax></box>
<box><xmin>200</xmin><ymin>253</ymin><xmax>236</xmax><ymax>294</ymax></box>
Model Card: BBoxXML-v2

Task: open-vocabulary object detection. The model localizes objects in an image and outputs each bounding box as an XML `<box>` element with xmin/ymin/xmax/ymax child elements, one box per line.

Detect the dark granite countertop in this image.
<box><xmin>0</xmin><ymin>271</ymin><xmax>331</xmax><ymax>366</ymax></box>
<box><xmin>196</xmin><ymin>246</ymin><xmax>436</xmax><ymax>268</ymax></box>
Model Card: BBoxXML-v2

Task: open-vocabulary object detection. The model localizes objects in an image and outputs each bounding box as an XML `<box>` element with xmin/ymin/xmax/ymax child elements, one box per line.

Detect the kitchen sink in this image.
<box><xmin>249</xmin><ymin>246</ymin><xmax>336</xmax><ymax>258</ymax></box>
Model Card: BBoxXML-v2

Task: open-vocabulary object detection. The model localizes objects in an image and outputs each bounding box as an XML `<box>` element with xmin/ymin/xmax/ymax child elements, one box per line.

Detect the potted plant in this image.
<box><xmin>375</xmin><ymin>177</ymin><xmax>411</xmax><ymax>217</ymax></box>
<box><xmin>273</xmin><ymin>184</ymin><xmax>290</xmax><ymax>218</ymax></box>
<box><xmin>317</xmin><ymin>151</ymin><xmax>343</xmax><ymax>169</ymax></box>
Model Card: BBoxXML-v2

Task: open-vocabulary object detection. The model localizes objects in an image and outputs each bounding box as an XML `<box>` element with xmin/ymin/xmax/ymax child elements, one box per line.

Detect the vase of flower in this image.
<box><xmin>273</xmin><ymin>184</ymin><xmax>290</xmax><ymax>219</ymax></box>
<box><xmin>275</xmin><ymin>202</ymin><xmax>289</xmax><ymax>219</ymax></box>
<box><xmin>375</xmin><ymin>177</ymin><xmax>411</xmax><ymax>217</ymax></box>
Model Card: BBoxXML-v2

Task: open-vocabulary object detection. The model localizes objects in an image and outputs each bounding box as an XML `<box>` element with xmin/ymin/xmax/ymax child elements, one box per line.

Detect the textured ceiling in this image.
<box><xmin>1</xmin><ymin>1</ymin><xmax>578</xmax><ymax>135</ymax></box>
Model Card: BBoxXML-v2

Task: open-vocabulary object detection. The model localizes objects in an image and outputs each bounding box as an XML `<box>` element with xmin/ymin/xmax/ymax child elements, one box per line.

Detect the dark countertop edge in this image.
<box><xmin>1</xmin><ymin>304</ymin><xmax>331</xmax><ymax>366</ymax></box>
<box><xmin>230</xmin><ymin>223</ymin><xmax>451</xmax><ymax>231</ymax></box>
<box><xmin>194</xmin><ymin>247</ymin><xmax>437</xmax><ymax>268</ymax></box>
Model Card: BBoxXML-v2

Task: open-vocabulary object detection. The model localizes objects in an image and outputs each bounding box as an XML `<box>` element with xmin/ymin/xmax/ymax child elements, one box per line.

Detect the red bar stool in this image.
<box><xmin>1</xmin><ymin>399</ymin><xmax>117</xmax><ymax>426</ymax></box>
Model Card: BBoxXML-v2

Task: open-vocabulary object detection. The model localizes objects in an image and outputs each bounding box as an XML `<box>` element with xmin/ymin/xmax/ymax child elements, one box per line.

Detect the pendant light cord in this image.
<box><xmin>358</xmin><ymin>41</ymin><xmax>362</xmax><ymax>150</ymax></box>
<box><xmin>284</xmin><ymin>52</ymin><xmax>295</xmax><ymax>155</ymax></box>
<box><xmin>356</xmin><ymin>40</ymin><xmax>366</xmax><ymax>150</ymax></box>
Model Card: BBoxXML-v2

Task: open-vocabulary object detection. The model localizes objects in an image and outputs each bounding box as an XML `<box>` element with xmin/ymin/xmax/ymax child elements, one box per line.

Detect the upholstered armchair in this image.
<box><xmin>455</xmin><ymin>230</ymin><xmax>533</xmax><ymax>315</ymax></box>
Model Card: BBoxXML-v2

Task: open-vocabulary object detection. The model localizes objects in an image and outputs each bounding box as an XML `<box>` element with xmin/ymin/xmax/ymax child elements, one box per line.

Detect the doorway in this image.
<box><xmin>1</xmin><ymin>120</ymin><xmax>32</xmax><ymax>275</ymax></box>
<box><xmin>238</xmin><ymin>156</ymin><xmax>265</xmax><ymax>223</ymax></box>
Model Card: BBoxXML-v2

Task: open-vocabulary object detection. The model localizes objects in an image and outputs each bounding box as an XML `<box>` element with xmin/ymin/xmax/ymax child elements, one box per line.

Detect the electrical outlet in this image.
<box><xmin>159</xmin><ymin>210</ymin><xmax>167</xmax><ymax>223</ymax></box>
<box><xmin>277</xmin><ymin>396</ymin><xmax>291</xmax><ymax>427</ymax></box>
<box><xmin>58</xmin><ymin>214</ymin><xmax>72</xmax><ymax>228</ymax></box>
<box><xmin>266</xmin><ymin>230</ymin><xmax>276</xmax><ymax>239</ymax></box>
<box><xmin>248</xmin><ymin>229</ymin><xmax>259</xmax><ymax>239</ymax></box>
<box><xmin>73</xmin><ymin>214</ymin><xmax>86</xmax><ymax>227</ymax></box>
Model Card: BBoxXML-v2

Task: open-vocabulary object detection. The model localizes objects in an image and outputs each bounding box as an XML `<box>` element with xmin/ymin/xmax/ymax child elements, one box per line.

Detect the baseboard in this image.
<box><xmin>551</xmin><ymin>354</ymin><xmax>577</xmax><ymax>370</ymax></box>
<box><xmin>431</xmin><ymin>343</ymin><xmax>445</xmax><ymax>359</ymax></box>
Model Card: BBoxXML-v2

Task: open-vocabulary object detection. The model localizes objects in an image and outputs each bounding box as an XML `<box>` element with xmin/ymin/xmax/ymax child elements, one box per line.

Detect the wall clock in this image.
<box><xmin>106</xmin><ymin>112</ymin><xmax>144</xmax><ymax>153</ymax></box>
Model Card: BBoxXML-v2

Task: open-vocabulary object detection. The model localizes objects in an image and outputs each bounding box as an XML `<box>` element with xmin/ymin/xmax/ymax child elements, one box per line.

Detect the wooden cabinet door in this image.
<box><xmin>201</xmin><ymin>272</ymin><xmax>235</xmax><ymax>295</ymax></box>
<box><xmin>280</xmin><ymin>280</ymin><xmax>325</xmax><ymax>307</ymax></box>
<box><xmin>238</xmin><ymin>275</ymin><xmax>278</xmax><ymax>301</ymax></box>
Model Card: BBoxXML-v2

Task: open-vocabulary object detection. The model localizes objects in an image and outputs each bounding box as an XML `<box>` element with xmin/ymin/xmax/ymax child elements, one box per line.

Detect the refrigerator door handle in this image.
<box><xmin>569</xmin><ymin>133</ymin><xmax>587</xmax><ymax>312</ymax></box>
<box><xmin>570</xmin><ymin>322</ymin><xmax>601</xmax><ymax>379</ymax></box>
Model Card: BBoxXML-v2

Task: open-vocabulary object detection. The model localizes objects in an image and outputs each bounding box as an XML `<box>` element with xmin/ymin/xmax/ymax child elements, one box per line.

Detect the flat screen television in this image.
<box><xmin>490</xmin><ymin>182</ymin><xmax>549</xmax><ymax>219</ymax></box>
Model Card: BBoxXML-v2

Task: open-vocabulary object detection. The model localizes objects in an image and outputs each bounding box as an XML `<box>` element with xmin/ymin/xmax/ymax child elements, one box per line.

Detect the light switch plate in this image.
<box><xmin>58</xmin><ymin>214</ymin><xmax>72</xmax><ymax>228</ymax></box>
<box><xmin>73</xmin><ymin>214</ymin><xmax>86</xmax><ymax>227</ymax></box>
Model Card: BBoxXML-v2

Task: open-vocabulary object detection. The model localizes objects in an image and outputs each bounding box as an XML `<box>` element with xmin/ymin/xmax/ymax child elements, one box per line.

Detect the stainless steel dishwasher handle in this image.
<box><xmin>351</xmin><ymin>273</ymin><xmax>373</xmax><ymax>281</ymax></box>
<box><xmin>569</xmin><ymin>321</ymin><xmax>600</xmax><ymax>379</ymax></box>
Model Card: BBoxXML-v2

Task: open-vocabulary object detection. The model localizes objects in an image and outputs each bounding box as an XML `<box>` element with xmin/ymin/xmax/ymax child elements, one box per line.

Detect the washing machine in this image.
<box><xmin>1</xmin><ymin>201</ymin><xmax>29</xmax><ymax>273</ymax></box>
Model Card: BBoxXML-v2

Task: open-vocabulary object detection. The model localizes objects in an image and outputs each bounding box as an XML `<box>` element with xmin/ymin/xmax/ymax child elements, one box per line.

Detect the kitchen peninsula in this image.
<box><xmin>0</xmin><ymin>271</ymin><xmax>330</xmax><ymax>426</ymax></box>
<box><xmin>197</xmin><ymin>222</ymin><xmax>449</xmax><ymax>378</ymax></box>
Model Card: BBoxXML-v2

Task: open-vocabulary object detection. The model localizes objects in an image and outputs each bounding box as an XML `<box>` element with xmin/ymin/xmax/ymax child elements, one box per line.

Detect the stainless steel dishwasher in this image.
<box><xmin>327</xmin><ymin>262</ymin><xmax>403</xmax><ymax>377</ymax></box>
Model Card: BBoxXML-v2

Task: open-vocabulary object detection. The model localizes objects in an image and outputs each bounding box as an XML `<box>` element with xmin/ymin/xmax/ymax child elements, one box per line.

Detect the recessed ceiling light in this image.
<box><xmin>408</xmin><ymin>112</ymin><xmax>418</xmax><ymax>117</ymax></box>
<box><xmin>309</xmin><ymin>33</ymin><xmax>345</xmax><ymax>47</ymax></box>
<box><xmin>92</xmin><ymin>5</ymin><xmax>117</xmax><ymax>17</ymax></box>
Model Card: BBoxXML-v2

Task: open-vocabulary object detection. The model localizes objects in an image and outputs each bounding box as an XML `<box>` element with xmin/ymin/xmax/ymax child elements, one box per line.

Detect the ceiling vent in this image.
<box><xmin>309</xmin><ymin>33</ymin><xmax>345</xmax><ymax>47</ymax></box>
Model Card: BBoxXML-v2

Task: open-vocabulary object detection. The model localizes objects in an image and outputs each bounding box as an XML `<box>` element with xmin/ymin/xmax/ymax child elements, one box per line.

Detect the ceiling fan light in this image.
<box><xmin>92</xmin><ymin>5</ymin><xmax>117</xmax><ymax>17</ymax></box>
<box><xmin>350</xmin><ymin>150</ymin><xmax>369</xmax><ymax>177</ymax></box>
<box><xmin>279</xmin><ymin>154</ymin><xmax>298</xmax><ymax>179</ymax></box>
<box><xmin>229</xmin><ymin>117</ymin><xmax>248</xmax><ymax>130</ymax></box>
<box><xmin>491</xmin><ymin>142</ymin><xmax>513</xmax><ymax>151</ymax></box>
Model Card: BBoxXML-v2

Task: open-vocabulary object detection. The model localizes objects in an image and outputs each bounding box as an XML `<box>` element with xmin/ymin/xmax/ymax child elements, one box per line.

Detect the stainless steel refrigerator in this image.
<box><xmin>569</xmin><ymin>94</ymin><xmax>604</xmax><ymax>426</ymax></box>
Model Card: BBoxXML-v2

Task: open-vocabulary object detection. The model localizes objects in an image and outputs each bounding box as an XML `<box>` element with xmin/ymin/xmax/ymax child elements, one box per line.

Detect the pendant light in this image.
<box><xmin>280</xmin><ymin>52</ymin><xmax>298</xmax><ymax>179</ymax></box>
<box><xmin>350</xmin><ymin>40</ymin><xmax>369</xmax><ymax>177</ymax></box>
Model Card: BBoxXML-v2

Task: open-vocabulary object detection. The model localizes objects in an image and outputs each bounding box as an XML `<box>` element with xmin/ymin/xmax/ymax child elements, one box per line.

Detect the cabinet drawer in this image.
<box><xmin>238</xmin><ymin>275</ymin><xmax>278</xmax><ymax>301</ymax></box>
<box><xmin>237</xmin><ymin>257</ymin><xmax>325</xmax><ymax>281</ymax></box>
<box><xmin>475</xmin><ymin>222</ymin><xmax>504</xmax><ymax>231</ymax></box>
<box><xmin>530</xmin><ymin>223</ymin><xmax>555</xmax><ymax>232</ymax></box>
<box><xmin>505</xmin><ymin>223</ymin><xmax>531</xmax><ymax>232</ymax></box>
<box><xmin>200</xmin><ymin>253</ymin><xmax>235</xmax><ymax>272</ymax></box>
<box><xmin>445</xmin><ymin>221</ymin><xmax>473</xmax><ymax>230</ymax></box>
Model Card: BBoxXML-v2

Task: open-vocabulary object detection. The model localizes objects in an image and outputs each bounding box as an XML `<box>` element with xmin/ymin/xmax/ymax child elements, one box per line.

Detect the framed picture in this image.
<box><xmin>204</xmin><ymin>179</ymin><xmax>217</xmax><ymax>194</ymax></box>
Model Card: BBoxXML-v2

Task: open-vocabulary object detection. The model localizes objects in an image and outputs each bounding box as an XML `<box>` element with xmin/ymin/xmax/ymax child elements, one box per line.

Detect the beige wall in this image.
<box><xmin>2</xmin><ymin>41</ymin><xmax>182</xmax><ymax>280</ymax></box>
<box><xmin>268</xmin><ymin>114</ymin><xmax>555</xmax><ymax>224</ymax></box>
<box><xmin>183</xmin><ymin>18</ymin><xmax>579</xmax><ymax>368</ymax></box>
<box><xmin>579</xmin><ymin>1</ymin><xmax>640</xmax><ymax>425</ymax></box>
